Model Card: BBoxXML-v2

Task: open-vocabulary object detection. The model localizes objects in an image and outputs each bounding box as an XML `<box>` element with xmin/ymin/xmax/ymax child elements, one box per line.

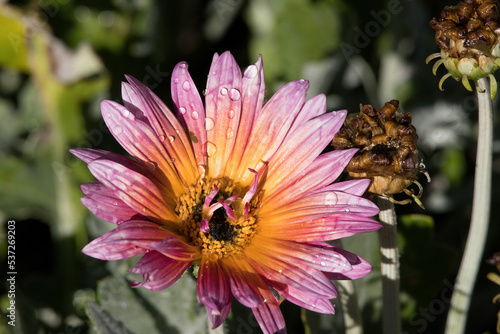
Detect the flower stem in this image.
<box><xmin>337</xmin><ymin>279</ymin><xmax>364</xmax><ymax>334</ymax></box>
<box><xmin>445</xmin><ymin>77</ymin><xmax>492</xmax><ymax>334</ymax></box>
<box><xmin>377</xmin><ymin>195</ymin><xmax>401</xmax><ymax>334</ymax></box>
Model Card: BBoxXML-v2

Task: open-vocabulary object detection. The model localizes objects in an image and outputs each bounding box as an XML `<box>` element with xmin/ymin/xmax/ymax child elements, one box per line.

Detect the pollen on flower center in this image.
<box><xmin>175</xmin><ymin>176</ymin><xmax>260</xmax><ymax>261</ymax></box>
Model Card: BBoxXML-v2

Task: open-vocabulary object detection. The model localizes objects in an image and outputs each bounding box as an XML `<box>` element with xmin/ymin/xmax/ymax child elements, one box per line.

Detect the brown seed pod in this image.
<box><xmin>332</xmin><ymin>100</ymin><xmax>427</xmax><ymax>206</ymax></box>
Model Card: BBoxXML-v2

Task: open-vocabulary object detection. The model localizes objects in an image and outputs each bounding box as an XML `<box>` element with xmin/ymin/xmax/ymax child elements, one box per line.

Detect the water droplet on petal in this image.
<box><xmin>320</xmin><ymin>261</ymin><xmax>326</xmax><ymax>267</ymax></box>
<box><xmin>229</xmin><ymin>88</ymin><xmax>241</xmax><ymax>101</ymax></box>
<box><xmin>228</xmin><ymin>109</ymin><xmax>235</xmax><ymax>119</ymax></box>
<box><xmin>346</xmin><ymin>208</ymin><xmax>350</xmax><ymax>212</ymax></box>
<box><xmin>121</xmin><ymin>108</ymin><xmax>130</xmax><ymax>117</ymax></box>
<box><xmin>171</xmin><ymin>158</ymin><xmax>176</xmax><ymax>164</ymax></box>
<box><xmin>206</xmin><ymin>142</ymin><xmax>217</xmax><ymax>157</ymax></box>
<box><xmin>244</xmin><ymin>65</ymin><xmax>258</xmax><ymax>78</ymax></box>
<box><xmin>158</xmin><ymin>135</ymin><xmax>165</xmax><ymax>141</ymax></box>
<box><xmin>168</xmin><ymin>135</ymin><xmax>175</xmax><ymax>143</ymax></box>
<box><xmin>226</xmin><ymin>127</ymin><xmax>234</xmax><ymax>139</ymax></box>
<box><xmin>220</xmin><ymin>87</ymin><xmax>228</xmax><ymax>96</ymax></box>
<box><xmin>182</xmin><ymin>81</ymin><xmax>191</xmax><ymax>91</ymax></box>
<box><xmin>113</xmin><ymin>126</ymin><xmax>123</xmax><ymax>135</ymax></box>
<box><xmin>179</xmin><ymin>107</ymin><xmax>186</xmax><ymax>114</ymax></box>
<box><xmin>145</xmin><ymin>161</ymin><xmax>157</xmax><ymax>171</ymax></box>
<box><xmin>325</xmin><ymin>192</ymin><xmax>337</xmax><ymax>206</ymax></box>
<box><xmin>278</xmin><ymin>269</ymin><xmax>283</xmax><ymax>274</ymax></box>
<box><xmin>113</xmin><ymin>202</ymin><xmax>118</xmax><ymax>206</ymax></box>
<box><xmin>173</xmin><ymin>77</ymin><xmax>179</xmax><ymax>84</ymax></box>
<box><xmin>205</xmin><ymin>117</ymin><xmax>215</xmax><ymax>131</ymax></box>
<box><xmin>141</xmin><ymin>207</ymin><xmax>147</xmax><ymax>213</ymax></box>
<box><xmin>312</xmin><ymin>304</ymin><xmax>316</xmax><ymax>309</ymax></box>
<box><xmin>191</xmin><ymin>111</ymin><xmax>199</xmax><ymax>120</ymax></box>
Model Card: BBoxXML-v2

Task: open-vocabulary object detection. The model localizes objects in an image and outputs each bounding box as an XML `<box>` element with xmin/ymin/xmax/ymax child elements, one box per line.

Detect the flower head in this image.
<box><xmin>331</xmin><ymin>100</ymin><xmax>427</xmax><ymax>207</ymax></box>
<box><xmin>71</xmin><ymin>51</ymin><xmax>381</xmax><ymax>334</ymax></box>
<box><xmin>427</xmin><ymin>0</ymin><xmax>500</xmax><ymax>99</ymax></box>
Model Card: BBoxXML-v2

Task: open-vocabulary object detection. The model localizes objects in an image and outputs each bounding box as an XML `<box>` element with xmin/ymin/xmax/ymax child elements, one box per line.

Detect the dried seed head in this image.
<box><xmin>332</xmin><ymin>100</ymin><xmax>427</xmax><ymax>205</ymax></box>
<box><xmin>427</xmin><ymin>0</ymin><xmax>500</xmax><ymax>99</ymax></box>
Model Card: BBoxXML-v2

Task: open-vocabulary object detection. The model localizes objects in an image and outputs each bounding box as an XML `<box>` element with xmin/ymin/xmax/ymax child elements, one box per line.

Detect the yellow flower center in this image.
<box><xmin>176</xmin><ymin>177</ymin><xmax>260</xmax><ymax>261</ymax></box>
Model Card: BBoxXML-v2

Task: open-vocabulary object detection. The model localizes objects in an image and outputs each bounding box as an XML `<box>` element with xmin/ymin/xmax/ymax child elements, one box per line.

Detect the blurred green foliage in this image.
<box><xmin>0</xmin><ymin>0</ymin><xmax>499</xmax><ymax>333</ymax></box>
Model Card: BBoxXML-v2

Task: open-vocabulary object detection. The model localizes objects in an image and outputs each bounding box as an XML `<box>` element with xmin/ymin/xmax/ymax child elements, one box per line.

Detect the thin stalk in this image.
<box><xmin>331</xmin><ymin>239</ymin><xmax>363</xmax><ymax>334</ymax></box>
<box><xmin>337</xmin><ymin>280</ymin><xmax>363</xmax><ymax>334</ymax></box>
<box><xmin>445</xmin><ymin>77</ymin><xmax>492</xmax><ymax>334</ymax></box>
<box><xmin>378</xmin><ymin>195</ymin><xmax>401</xmax><ymax>334</ymax></box>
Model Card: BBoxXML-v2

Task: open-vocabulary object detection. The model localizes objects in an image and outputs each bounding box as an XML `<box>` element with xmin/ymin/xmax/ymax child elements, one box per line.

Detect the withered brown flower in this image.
<box><xmin>427</xmin><ymin>0</ymin><xmax>500</xmax><ymax>98</ymax></box>
<box><xmin>332</xmin><ymin>100</ymin><xmax>428</xmax><ymax>206</ymax></box>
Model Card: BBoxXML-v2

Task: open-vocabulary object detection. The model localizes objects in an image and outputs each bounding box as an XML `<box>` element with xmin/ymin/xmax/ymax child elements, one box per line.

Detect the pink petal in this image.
<box><xmin>225</xmin><ymin>55</ymin><xmax>265</xmax><ymax>179</ymax></box>
<box><xmin>287</xmin><ymin>94</ymin><xmax>327</xmax><ymax>136</ymax></box>
<box><xmin>315</xmin><ymin>178</ymin><xmax>371</xmax><ymax>197</ymax></box>
<box><xmin>252</xmin><ymin>300</ymin><xmax>286</xmax><ymax>334</ymax></box>
<box><xmin>205</xmin><ymin>51</ymin><xmax>243</xmax><ymax>177</ymax></box>
<box><xmin>263</xmin><ymin>111</ymin><xmax>347</xmax><ymax>198</ymax></box>
<box><xmin>260</xmin><ymin>214</ymin><xmax>381</xmax><ymax>242</ymax></box>
<box><xmin>197</xmin><ymin>258</ymin><xmax>232</xmax><ymax>329</ymax></box>
<box><xmin>322</xmin><ymin>247</ymin><xmax>373</xmax><ymax>280</ymax></box>
<box><xmin>234</xmin><ymin>80</ymin><xmax>309</xmax><ymax>186</ymax></box>
<box><xmin>80</xmin><ymin>182</ymin><xmax>142</xmax><ymax>224</ymax></box>
<box><xmin>221</xmin><ymin>258</ymin><xmax>263</xmax><ymax>308</ymax></box>
<box><xmin>260</xmin><ymin>190</ymin><xmax>380</xmax><ymax>222</ymax></box>
<box><xmin>129</xmin><ymin>251</ymin><xmax>190</xmax><ymax>291</ymax></box>
<box><xmin>88</xmin><ymin>159</ymin><xmax>178</xmax><ymax>227</ymax></box>
<box><xmin>262</xmin><ymin>149</ymin><xmax>358</xmax><ymax>208</ymax></box>
<box><xmin>82</xmin><ymin>220</ymin><xmax>171</xmax><ymax>260</ymax></box>
<box><xmin>251</xmin><ymin>235</ymin><xmax>352</xmax><ymax>274</ymax></box>
<box><xmin>274</xmin><ymin>283</ymin><xmax>335</xmax><ymax>314</ymax></box>
<box><xmin>100</xmin><ymin>100</ymin><xmax>186</xmax><ymax>194</ymax></box>
<box><xmin>247</xmin><ymin>252</ymin><xmax>337</xmax><ymax>299</ymax></box>
<box><xmin>123</xmin><ymin>76</ymin><xmax>198</xmax><ymax>186</ymax></box>
<box><xmin>170</xmin><ymin>62</ymin><xmax>207</xmax><ymax>166</ymax></box>
<box><xmin>148</xmin><ymin>234</ymin><xmax>201</xmax><ymax>261</ymax></box>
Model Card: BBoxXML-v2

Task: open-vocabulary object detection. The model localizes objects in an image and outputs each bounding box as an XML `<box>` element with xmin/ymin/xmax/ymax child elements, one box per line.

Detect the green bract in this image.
<box><xmin>427</xmin><ymin>49</ymin><xmax>500</xmax><ymax>100</ymax></box>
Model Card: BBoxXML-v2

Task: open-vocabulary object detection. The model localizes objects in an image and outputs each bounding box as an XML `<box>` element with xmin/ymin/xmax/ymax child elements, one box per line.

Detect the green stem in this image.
<box><xmin>378</xmin><ymin>195</ymin><xmax>401</xmax><ymax>334</ymax></box>
<box><xmin>445</xmin><ymin>77</ymin><xmax>492</xmax><ymax>334</ymax></box>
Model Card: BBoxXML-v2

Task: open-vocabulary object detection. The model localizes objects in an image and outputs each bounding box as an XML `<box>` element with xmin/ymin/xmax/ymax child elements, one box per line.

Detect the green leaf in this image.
<box><xmin>87</xmin><ymin>301</ymin><xmax>132</xmax><ymax>334</ymax></box>
<box><xmin>95</xmin><ymin>272</ymin><xmax>207</xmax><ymax>334</ymax></box>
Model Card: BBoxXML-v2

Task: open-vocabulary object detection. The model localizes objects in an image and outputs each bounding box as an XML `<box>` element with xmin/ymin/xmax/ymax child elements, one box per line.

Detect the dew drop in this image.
<box><xmin>113</xmin><ymin>126</ymin><xmax>123</xmax><ymax>135</ymax></box>
<box><xmin>113</xmin><ymin>202</ymin><xmax>118</xmax><ymax>206</ymax></box>
<box><xmin>121</xmin><ymin>108</ymin><xmax>130</xmax><ymax>117</ymax></box>
<box><xmin>229</xmin><ymin>88</ymin><xmax>241</xmax><ymax>101</ymax></box>
<box><xmin>228</xmin><ymin>109</ymin><xmax>235</xmax><ymax>119</ymax></box>
<box><xmin>191</xmin><ymin>111</ymin><xmax>199</xmax><ymax>120</ymax></box>
<box><xmin>311</xmin><ymin>304</ymin><xmax>316</xmax><ymax>309</ymax></box>
<box><xmin>206</xmin><ymin>141</ymin><xmax>217</xmax><ymax>157</ymax></box>
<box><xmin>226</xmin><ymin>127</ymin><xmax>234</xmax><ymax>139</ymax></box>
<box><xmin>320</xmin><ymin>261</ymin><xmax>326</xmax><ymax>267</ymax></box>
<box><xmin>179</xmin><ymin>107</ymin><xmax>187</xmax><ymax>114</ymax></box>
<box><xmin>168</xmin><ymin>135</ymin><xmax>175</xmax><ymax>143</ymax></box>
<box><xmin>141</xmin><ymin>207</ymin><xmax>147</xmax><ymax>213</ymax></box>
<box><xmin>324</xmin><ymin>192</ymin><xmax>337</xmax><ymax>206</ymax></box>
<box><xmin>278</xmin><ymin>269</ymin><xmax>283</xmax><ymax>274</ymax></box>
<box><xmin>158</xmin><ymin>135</ymin><xmax>165</xmax><ymax>141</ymax></box>
<box><xmin>171</xmin><ymin>158</ymin><xmax>176</xmax><ymax>164</ymax></box>
<box><xmin>220</xmin><ymin>87</ymin><xmax>228</xmax><ymax>96</ymax></box>
<box><xmin>244</xmin><ymin>65</ymin><xmax>258</xmax><ymax>78</ymax></box>
<box><xmin>182</xmin><ymin>81</ymin><xmax>191</xmax><ymax>91</ymax></box>
<box><xmin>205</xmin><ymin>117</ymin><xmax>215</xmax><ymax>131</ymax></box>
<box><xmin>263</xmin><ymin>299</ymin><xmax>267</xmax><ymax>303</ymax></box>
<box><xmin>346</xmin><ymin>208</ymin><xmax>350</xmax><ymax>212</ymax></box>
<box><xmin>173</xmin><ymin>77</ymin><xmax>179</xmax><ymax>84</ymax></box>
<box><xmin>145</xmin><ymin>161</ymin><xmax>157</xmax><ymax>171</ymax></box>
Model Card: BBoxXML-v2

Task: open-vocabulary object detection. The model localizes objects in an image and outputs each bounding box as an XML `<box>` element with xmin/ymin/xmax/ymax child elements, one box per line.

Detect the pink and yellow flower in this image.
<box><xmin>71</xmin><ymin>51</ymin><xmax>380</xmax><ymax>334</ymax></box>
